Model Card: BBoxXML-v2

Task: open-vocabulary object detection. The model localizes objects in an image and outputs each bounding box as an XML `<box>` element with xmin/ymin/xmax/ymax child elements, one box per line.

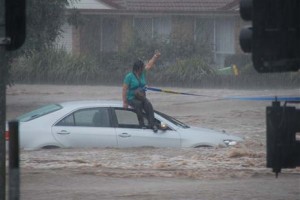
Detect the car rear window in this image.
<box><xmin>16</xmin><ymin>104</ymin><xmax>63</xmax><ymax>122</ymax></box>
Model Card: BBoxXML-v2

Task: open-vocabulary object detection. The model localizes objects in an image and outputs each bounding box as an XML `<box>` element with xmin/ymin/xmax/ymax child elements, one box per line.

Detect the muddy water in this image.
<box><xmin>6</xmin><ymin>84</ymin><xmax>300</xmax><ymax>200</ymax></box>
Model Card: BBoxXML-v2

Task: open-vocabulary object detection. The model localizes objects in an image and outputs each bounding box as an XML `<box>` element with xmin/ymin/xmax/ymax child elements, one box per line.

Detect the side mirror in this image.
<box><xmin>159</xmin><ymin>122</ymin><xmax>169</xmax><ymax>131</ymax></box>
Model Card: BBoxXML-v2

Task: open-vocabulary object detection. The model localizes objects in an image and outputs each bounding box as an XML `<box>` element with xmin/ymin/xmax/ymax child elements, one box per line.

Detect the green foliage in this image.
<box><xmin>11</xmin><ymin>45</ymin><xmax>300</xmax><ymax>88</ymax></box>
<box><xmin>7</xmin><ymin>0</ymin><xmax>75</xmax><ymax>85</ymax></box>
<box><xmin>11</xmin><ymin>48</ymin><xmax>99</xmax><ymax>84</ymax></box>
<box><xmin>67</xmin><ymin>8</ymin><xmax>86</xmax><ymax>29</ymax></box>
<box><xmin>148</xmin><ymin>57</ymin><xmax>216</xmax><ymax>86</ymax></box>
<box><xmin>22</xmin><ymin>0</ymin><xmax>70</xmax><ymax>52</ymax></box>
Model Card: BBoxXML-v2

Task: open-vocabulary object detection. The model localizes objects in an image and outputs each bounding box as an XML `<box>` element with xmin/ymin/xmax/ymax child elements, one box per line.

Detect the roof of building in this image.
<box><xmin>100</xmin><ymin>0</ymin><xmax>239</xmax><ymax>12</ymax></box>
<box><xmin>67</xmin><ymin>0</ymin><xmax>114</xmax><ymax>9</ymax></box>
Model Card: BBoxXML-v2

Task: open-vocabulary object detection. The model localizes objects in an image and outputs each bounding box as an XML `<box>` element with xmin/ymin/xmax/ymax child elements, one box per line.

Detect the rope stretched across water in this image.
<box><xmin>145</xmin><ymin>86</ymin><xmax>300</xmax><ymax>102</ymax></box>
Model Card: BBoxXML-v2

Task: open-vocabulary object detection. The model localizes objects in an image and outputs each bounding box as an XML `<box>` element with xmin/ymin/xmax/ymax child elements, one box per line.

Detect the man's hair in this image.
<box><xmin>132</xmin><ymin>59</ymin><xmax>144</xmax><ymax>72</ymax></box>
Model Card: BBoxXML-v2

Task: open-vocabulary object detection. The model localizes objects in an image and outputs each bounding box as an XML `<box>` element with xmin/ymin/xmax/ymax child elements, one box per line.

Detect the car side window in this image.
<box><xmin>56</xmin><ymin>107</ymin><xmax>110</xmax><ymax>127</ymax></box>
<box><xmin>115</xmin><ymin>109</ymin><xmax>148</xmax><ymax>128</ymax></box>
<box><xmin>57</xmin><ymin>113</ymin><xmax>75</xmax><ymax>126</ymax></box>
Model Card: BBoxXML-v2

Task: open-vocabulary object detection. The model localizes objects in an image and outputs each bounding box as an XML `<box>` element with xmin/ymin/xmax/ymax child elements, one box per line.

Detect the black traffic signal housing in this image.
<box><xmin>266</xmin><ymin>101</ymin><xmax>300</xmax><ymax>177</ymax></box>
<box><xmin>240</xmin><ymin>0</ymin><xmax>300</xmax><ymax>72</ymax></box>
<box><xmin>5</xmin><ymin>0</ymin><xmax>26</xmax><ymax>50</ymax></box>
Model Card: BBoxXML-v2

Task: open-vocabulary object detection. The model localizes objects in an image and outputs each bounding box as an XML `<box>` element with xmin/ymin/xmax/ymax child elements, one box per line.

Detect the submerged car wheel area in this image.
<box><xmin>7</xmin><ymin>100</ymin><xmax>243</xmax><ymax>150</ymax></box>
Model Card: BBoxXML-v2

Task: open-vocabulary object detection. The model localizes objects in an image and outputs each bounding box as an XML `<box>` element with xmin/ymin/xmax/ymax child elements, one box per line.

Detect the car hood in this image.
<box><xmin>178</xmin><ymin>126</ymin><xmax>243</xmax><ymax>147</ymax></box>
<box><xmin>187</xmin><ymin>126</ymin><xmax>242</xmax><ymax>140</ymax></box>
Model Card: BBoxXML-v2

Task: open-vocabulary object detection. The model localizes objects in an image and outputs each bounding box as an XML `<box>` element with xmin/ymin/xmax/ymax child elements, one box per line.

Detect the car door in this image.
<box><xmin>52</xmin><ymin>107</ymin><xmax>117</xmax><ymax>148</ymax></box>
<box><xmin>113</xmin><ymin>108</ymin><xmax>181</xmax><ymax>148</ymax></box>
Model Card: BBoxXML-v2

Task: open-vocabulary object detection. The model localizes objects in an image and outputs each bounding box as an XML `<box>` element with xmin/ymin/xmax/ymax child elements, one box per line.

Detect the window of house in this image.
<box><xmin>215</xmin><ymin>18</ymin><xmax>235</xmax><ymax>67</ymax></box>
<box><xmin>134</xmin><ymin>16</ymin><xmax>171</xmax><ymax>42</ymax></box>
<box><xmin>79</xmin><ymin>16</ymin><xmax>118</xmax><ymax>54</ymax></box>
<box><xmin>153</xmin><ymin>17</ymin><xmax>172</xmax><ymax>41</ymax></box>
<box><xmin>195</xmin><ymin>17</ymin><xmax>235</xmax><ymax>67</ymax></box>
<box><xmin>134</xmin><ymin>17</ymin><xmax>152</xmax><ymax>42</ymax></box>
<box><xmin>195</xmin><ymin>18</ymin><xmax>214</xmax><ymax>52</ymax></box>
<box><xmin>101</xmin><ymin>17</ymin><xmax>118</xmax><ymax>52</ymax></box>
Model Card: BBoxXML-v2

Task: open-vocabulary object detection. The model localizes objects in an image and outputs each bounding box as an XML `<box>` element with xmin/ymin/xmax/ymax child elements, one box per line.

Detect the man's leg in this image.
<box><xmin>128</xmin><ymin>99</ymin><xmax>145</xmax><ymax>127</ymax></box>
<box><xmin>143</xmin><ymin>99</ymin><xmax>157</xmax><ymax>132</ymax></box>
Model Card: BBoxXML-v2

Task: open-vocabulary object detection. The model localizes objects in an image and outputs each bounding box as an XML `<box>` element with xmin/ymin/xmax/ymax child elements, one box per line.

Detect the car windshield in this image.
<box><xmin>16</xmin><ymin>104</ymin><xmax>62</xmax><ymax>122</ymax></box>
<box><xmin>155</xmin><ymin>110</ymin><xmax>190</xmax><ymax>129</ymax></box>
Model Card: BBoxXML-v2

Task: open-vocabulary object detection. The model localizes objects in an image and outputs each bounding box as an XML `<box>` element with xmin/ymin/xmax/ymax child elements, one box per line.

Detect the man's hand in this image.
<box><xmin>145</xmin><ymin>50</ymin><xmax>161</xmax><ymax>71</ymax></box>
<box><xmin>154</xmin><ymin>50</ymin><xmax>161</xmax><ymax>58</ymax></box>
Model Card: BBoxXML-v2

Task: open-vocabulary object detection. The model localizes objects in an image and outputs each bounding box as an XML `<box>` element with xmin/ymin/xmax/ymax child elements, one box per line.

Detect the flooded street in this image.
<box><xmin>6</xmin><ymin>84</ymin><xmax>300</xmax><ymax>199</ymax></box>
<box><xmin>21</xmin><ymin>170</ymin><xmax>298</xmax><ymax>200</ymax></box>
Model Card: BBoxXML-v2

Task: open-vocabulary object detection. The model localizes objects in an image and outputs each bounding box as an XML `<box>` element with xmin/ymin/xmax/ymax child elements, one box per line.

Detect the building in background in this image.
<box><xmin>56</xmin><ymin>0</ymin><xmax>240</xmax><ymax>67</ymax></box>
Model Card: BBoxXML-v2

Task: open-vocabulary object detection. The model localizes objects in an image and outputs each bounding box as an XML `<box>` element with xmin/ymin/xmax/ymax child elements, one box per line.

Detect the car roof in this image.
<box><xmin>58</xmin><ymin>100</ymin><xmax>123</xmax><ymax>108</ymax></box>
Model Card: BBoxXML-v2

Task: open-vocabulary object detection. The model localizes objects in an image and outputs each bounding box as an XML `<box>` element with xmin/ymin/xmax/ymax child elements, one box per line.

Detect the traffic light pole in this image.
<box><xmin>1</xmin><ymin>1</ymin><xmax>26</xmax><ymax>199</ymax></box>
<box><xmin>0</xmin><ymin>46</ymin><xmax>7</xmax><ymax>200</ymax></box>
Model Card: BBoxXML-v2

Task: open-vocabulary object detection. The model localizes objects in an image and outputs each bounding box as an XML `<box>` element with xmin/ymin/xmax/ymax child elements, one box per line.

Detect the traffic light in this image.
<box><xmin>266</xmin><ymin>101</ymin><xmax>300</xmax><ymax>177</ymax></box>
<box><xmin>239</xmin><ymin>0</ymin><xmax>300</xmax><ymax>72</ymax></box>
<box><xmin>5</xmin><ymin>0</ymin><xmax>26</xmax><ymax>50</ymax></box>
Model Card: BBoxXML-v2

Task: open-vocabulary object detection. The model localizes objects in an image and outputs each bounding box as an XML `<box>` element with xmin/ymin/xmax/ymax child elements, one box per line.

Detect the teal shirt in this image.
<box><xmin>124</xmin><ymin>71</ymin><xmax>146</xmax><ymax>100</ymax></box>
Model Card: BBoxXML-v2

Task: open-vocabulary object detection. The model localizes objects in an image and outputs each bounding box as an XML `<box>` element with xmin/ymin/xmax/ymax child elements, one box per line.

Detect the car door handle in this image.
<box><xmin>57</xmin><ymin>130</ymin><xmax>70</xmax><ymax>135</ymax></box>
<box><xmin>118</xmin><ymin>133</ymin><xmax>131</xmax><ymax>138</ymax></box>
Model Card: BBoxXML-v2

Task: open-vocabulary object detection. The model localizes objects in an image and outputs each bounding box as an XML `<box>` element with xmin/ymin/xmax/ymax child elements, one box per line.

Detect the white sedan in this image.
<box><xmin>7</xmin><ymin>100</ymin><xmax>242</xmax><ymax>150</ymax></box>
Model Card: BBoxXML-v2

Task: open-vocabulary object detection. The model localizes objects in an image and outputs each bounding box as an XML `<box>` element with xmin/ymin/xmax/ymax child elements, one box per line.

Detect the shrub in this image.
<box><xmin>10</xmin><ymin>43</ymin><xmax>300</xmax><ymax>88</ymax></box>
<box><xmin>11</xmin><ymin>47</ymin><xmax>99</xmax><ymax>84</ymax></box>
<box><xmin>148</xmin><ymin>57</ymin><xmax>215</xmax><ymax>86</ymax></box>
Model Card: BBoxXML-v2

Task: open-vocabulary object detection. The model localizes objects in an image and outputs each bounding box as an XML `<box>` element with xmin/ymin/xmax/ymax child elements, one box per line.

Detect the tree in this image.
<box><xmin>22</xmin><ymin>0</ymin><xmax>71</xmax><ymax>53</ymax></box>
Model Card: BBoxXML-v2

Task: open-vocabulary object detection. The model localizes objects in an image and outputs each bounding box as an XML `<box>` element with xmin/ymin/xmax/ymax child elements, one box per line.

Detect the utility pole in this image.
<box><xmin>1</xmin><ymin>0</ymin><xmax>26</xmax><ymax>198</ymax></box>
<box><xmin>1</xmin><ymin>0</ymin><xmax>7</xmax><ymax>198</ymax></box>
<box><xmin>0</xmin><ymin>46</ymin><xmax>7</xmax><ymax>200</ymax></box>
